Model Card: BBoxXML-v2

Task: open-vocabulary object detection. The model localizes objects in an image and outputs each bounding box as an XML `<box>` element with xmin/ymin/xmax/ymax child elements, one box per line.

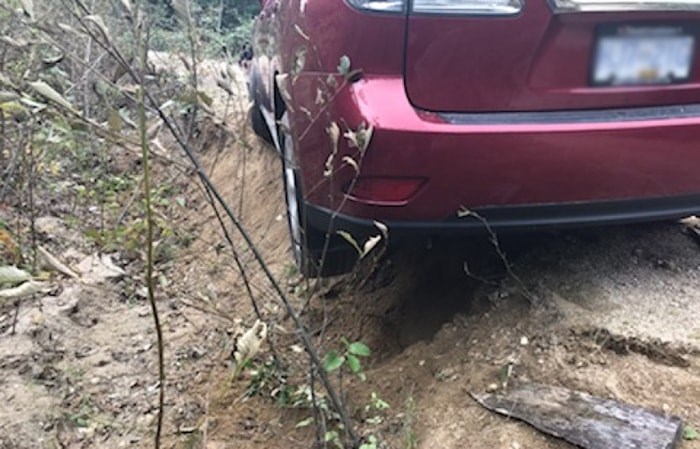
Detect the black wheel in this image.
<box><xmin>278</xmin><ymin>112</ymin><xmax>357</xmax><ymax>277</ymax></box>
<box><xmin>249</xmin><ymin>102</ymin><xmax>274</xmax><ymax>145</ymax></box>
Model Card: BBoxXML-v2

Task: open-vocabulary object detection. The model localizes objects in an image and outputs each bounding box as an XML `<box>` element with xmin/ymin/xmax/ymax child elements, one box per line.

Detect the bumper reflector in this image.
<box><xmin>345</xmin><ymin>177</ymin><xmax>426</xmax><ymax>205</ymax></box>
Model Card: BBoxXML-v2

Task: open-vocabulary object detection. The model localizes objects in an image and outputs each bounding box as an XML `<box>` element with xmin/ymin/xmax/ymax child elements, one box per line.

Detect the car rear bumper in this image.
<box><xmin>293</xmin><ymin>75</ymin><xmax>700</xmax><ymax>228</ymax></box>
<box><xmin>306</xmin><ymin>193</ymin><xmax>700</xmax><ymax>236</ymax></box>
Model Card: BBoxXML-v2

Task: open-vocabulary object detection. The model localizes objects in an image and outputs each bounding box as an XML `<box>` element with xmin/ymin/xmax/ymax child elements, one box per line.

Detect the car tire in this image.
<box><xmin>278</xmin><ymin>112</ymin><xmax>357</xmax><ymax>277</ymax></box>
<box><xmin>249</xmin><ymin>102</ymin><xmax>274</xmax><ymax>145</ymax></box>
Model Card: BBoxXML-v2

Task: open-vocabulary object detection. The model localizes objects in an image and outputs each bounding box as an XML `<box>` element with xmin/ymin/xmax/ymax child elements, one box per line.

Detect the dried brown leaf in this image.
<box><xmin>0</xmin><ymin>36</ymin><xmax>30</xmax><ymax>48</ymax></box>
<box><xmin>361</xmin><ymin>235</ymin><xmax>382</xmax><ymax>259</ymax></box>
<box><xmin>29</xmin><ymin>81</ymin><xmax>76</xmax><ymax>113</ymax></box>
<box><xmin>233</xmin><ymin>320</ymin><xmax>267</xmax><ymax>365</ymax></box>
<box><xmin>172</xmin><ymin>0</ymin><xmax>191</xmax><ymax>25</ymax></box>
<box><xmin>19</xmin><ymin>0</ymin><xmax>34</xmax><ymax>20</ymax></box>
<box><xmin>342</xmin><ymin>155</ymin><xmax>359</xmax><ymax>174</ymax></box>
<box><xmin>37</xmin><ymin>246</ymin><xmax>79</xmax><ymax>279</ymax></box>
<box><xmin>0</xmin><ymin>281</ymin><xmax>48</xmax><ymax>301</ymax></box>
<box><xmin>119</xmin><ymin>0</ymin><xmax>134</xmax><ymax>18</ymax></box>
<box><xmin>0</xmin><ymin>266</ymin><xmax>31</xmax><ymax>286</ymax></box>
<box><xmin>0</xmin><ymin>91</ymin><xmax>19</xmax><ymax>104</ymax></box>
<box><xmin>84</xmin><ymin>15</ymin><xmax>111</xmax><ymax>43</ymax></box>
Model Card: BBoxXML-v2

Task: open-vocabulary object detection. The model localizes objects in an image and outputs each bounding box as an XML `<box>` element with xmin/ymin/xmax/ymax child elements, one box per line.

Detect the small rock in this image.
<box><xmin>190</xmin><ymin>346</ymin><xmax>206</xmax><ymax>359</ymax></box>
<box><xmin>520</xmin><ymin>336</ymin><xmax>529</xmax><ymax>346</ymax></box>
<box><xmin>77</xmin><ymin>425</ymin><xmax>96</xmax><ymax>440</ymax></box>
<box><xmin>435</xmin><ymin>367</ymin><xmax>456</xmax><ymax>381</ymax></box>
<box><xmin>662</xmin><ymin>403</ymin><xmax>671</xmax><ymax>416</ymax></box>
<box><xmin>94</xmin><ymin>358</ymin><xmax>110</xmax><ymax>367</ymax></box>
<box><xmin>179</xmin><ymin>424</ymin><xmax>198</xmax><ymax>434</ymax></box>
<box><xmin>240</xmin><ymin>418</ymin><xmax>256</xmax><ymax>430</ymax></box>
<box><xmin>137</xmin><ymin>413</ymin><xmax>154</xmax><ymax>428</ymax></box>
<box><xmin>135</xmin><ymin>287</ymin><xmax>148</xmax><ymax>300</ymax></box>
<box><xmin>76</xmin><ymin>253</ymin><xmax>126</xmax><ymax>284</ymax></box>
<box><xmin>486</xmin><ymin>383</ymin><xmax>499</xmax><ymax>392</ymax></box>
<box><xmin>75</xmin><ymin>345</ymin><xmax>95</xmax><ymax>358</ymax></box>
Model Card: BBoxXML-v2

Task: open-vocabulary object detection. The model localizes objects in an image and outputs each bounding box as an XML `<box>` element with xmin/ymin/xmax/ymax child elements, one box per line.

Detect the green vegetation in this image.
<box><xmin>148</xmin><ymin>0</ymin><xmax>259</xmax><ymax>56</ymax></box>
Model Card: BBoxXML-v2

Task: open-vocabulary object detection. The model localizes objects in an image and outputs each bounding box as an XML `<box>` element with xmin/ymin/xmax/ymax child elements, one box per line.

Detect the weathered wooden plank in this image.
<box><xmin>472</xmin><ymin>383</ymin><xmax>683</xmax><ymax>449</ymax></box>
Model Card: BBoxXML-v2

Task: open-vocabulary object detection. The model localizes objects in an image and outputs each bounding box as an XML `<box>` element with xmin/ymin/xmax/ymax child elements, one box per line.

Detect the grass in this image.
<box><xmin>403</xmin><ymin>395</ymin><xmax>419</xmax><ymax>449</ymax></box>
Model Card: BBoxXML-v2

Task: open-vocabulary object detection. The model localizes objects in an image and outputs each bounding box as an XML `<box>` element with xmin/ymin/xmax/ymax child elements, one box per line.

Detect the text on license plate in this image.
<box><xmin>593</xmin><ymin>31</ymin><xmax>694</xmax><ymax>86</ymax></box>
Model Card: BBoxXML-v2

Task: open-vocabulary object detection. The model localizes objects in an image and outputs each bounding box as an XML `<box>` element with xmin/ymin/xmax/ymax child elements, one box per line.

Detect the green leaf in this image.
<box><xmin>684</xmin><ymin>426</ymin><xmax>699</xmax><ymax>441</ymax></box>
<box><xmin>499</xmin><ymin>362</ymin><xmax>513</xmax><ymax>387</ymax></box>
<box><xmin>197</xmin><ymin>91</ymin><xmax>213</xmax><ymax>107</ymax></box>
<box><xmin>324</xmin><ymin>430</ymin><xmax>339</xmax><ymax>442</ymax></box>
<box><xmin>348</xmin><ymin>341</ymin><xmax>371</xmax><ymax>357</ymax></box>
<box><xmin>322</xmin><ymin>351</ymin><xmax>345</xmax><ymax>372</ymax></box>
<box><xmin>107</xmin><ymin>109</ymin><xmax>122</xmax><ymax>133</ymax></box>
<box><xmin>295</xmin><ymin>417</ymin><xmax>314</xmax><ymax>428</ymax></box>
<box><xmin>73</xmin><ymin>417</ymin><xmax>88</xmax><ymax>428</ymax></box>
<box><xmin>370</xmin><ymin>392</ymin><xmax>390</xmax><ymax>410</ymax></box>
<box><xmin>337</xmin><ymin>55</ymin><xmax>351</xmax><ymax>76</ymax></box>
<box><xmin>346</xmin><ymin>354</ymin><xmax>362</xmax><ymax>373</ymax></box>
<box><xmin>359</xmin><ymin>435</ymin><xmax>379</xmax><ymax>449</ymax></box>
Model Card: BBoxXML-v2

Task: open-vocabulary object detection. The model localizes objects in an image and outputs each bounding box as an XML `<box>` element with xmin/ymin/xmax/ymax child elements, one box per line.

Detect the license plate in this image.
<box><xmin>592</xmin><ymin>27</ymin><xmax>695</xmax><ymax>86</ymax></box>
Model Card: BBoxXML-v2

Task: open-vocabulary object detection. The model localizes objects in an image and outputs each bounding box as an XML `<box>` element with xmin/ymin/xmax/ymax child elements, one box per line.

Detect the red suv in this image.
<box><xmin>249</xmin><ymin>0</ymin><xmax>700</xmax><ymax>276</ymax></box>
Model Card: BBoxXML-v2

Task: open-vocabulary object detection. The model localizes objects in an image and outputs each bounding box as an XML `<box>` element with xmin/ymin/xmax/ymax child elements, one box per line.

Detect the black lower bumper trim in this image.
<box><xmin>305</xmin><ymin>194</ymin><xmax>700</xmax><ymax>237</ymax></box>
<box><xmin>439</xmin><ymin>103</ymin><xmax>700</xmax><ymax>125</ymax></box>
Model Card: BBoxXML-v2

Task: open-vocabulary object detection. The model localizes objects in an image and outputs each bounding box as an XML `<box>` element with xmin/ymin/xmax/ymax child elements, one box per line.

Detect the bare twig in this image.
<box><xmin>458</xmin><ymin>208</ymin><xmax>537</xmax><ymax>303</ymax></box>
<box><xmin>137</xmin><ymin>25</ymin><xmax>165</xmax><ymax>449</ymax></box>
<box><xmin>201</xmin><ymin>184</ymin><xmax>262</xmax><ymax>319</ymax></box>
<box><xmin>64</xmin><ymin>2</ymin><xmax>359</xmax><ymax>444</ymax></box>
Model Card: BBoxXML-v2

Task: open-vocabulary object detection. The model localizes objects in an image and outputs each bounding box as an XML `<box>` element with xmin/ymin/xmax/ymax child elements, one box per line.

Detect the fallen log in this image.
<box><xmin>472</xmin><ymin>383</ymin><xmax>683</xmax><ymax>449</ymax></box>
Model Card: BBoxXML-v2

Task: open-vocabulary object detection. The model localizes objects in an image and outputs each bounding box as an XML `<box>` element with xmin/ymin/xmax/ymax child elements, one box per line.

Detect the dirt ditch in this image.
<box><xmin>180</xmin><ymin>132</ymin><xmax>700</xmax><ymax>448</ymax></box>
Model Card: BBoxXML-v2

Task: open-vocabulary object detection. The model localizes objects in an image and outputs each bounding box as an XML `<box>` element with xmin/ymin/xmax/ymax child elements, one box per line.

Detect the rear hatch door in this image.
<box><xmin>404</xmin><ymin>0</ymin><xmax>700</xmax><ymax>112</ymax></box>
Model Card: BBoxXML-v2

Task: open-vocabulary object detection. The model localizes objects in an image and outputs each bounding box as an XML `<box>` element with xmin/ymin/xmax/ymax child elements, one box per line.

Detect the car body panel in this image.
<box><xmin>249</xmin><ymin>0</ymin><xmax>700</xmax><ymax>234</ymax></box>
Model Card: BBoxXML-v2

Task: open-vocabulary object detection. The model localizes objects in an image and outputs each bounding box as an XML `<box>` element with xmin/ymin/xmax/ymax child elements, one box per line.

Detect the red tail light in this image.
<box><xmin>346</xmin><ymin>0</ymin><xmax>405</xmax><ymax>12</ymax></box>
<box><xmin>412</xmin><ymin>0</ymin><xmax>523</xmax><ymax>15</ymax></box>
